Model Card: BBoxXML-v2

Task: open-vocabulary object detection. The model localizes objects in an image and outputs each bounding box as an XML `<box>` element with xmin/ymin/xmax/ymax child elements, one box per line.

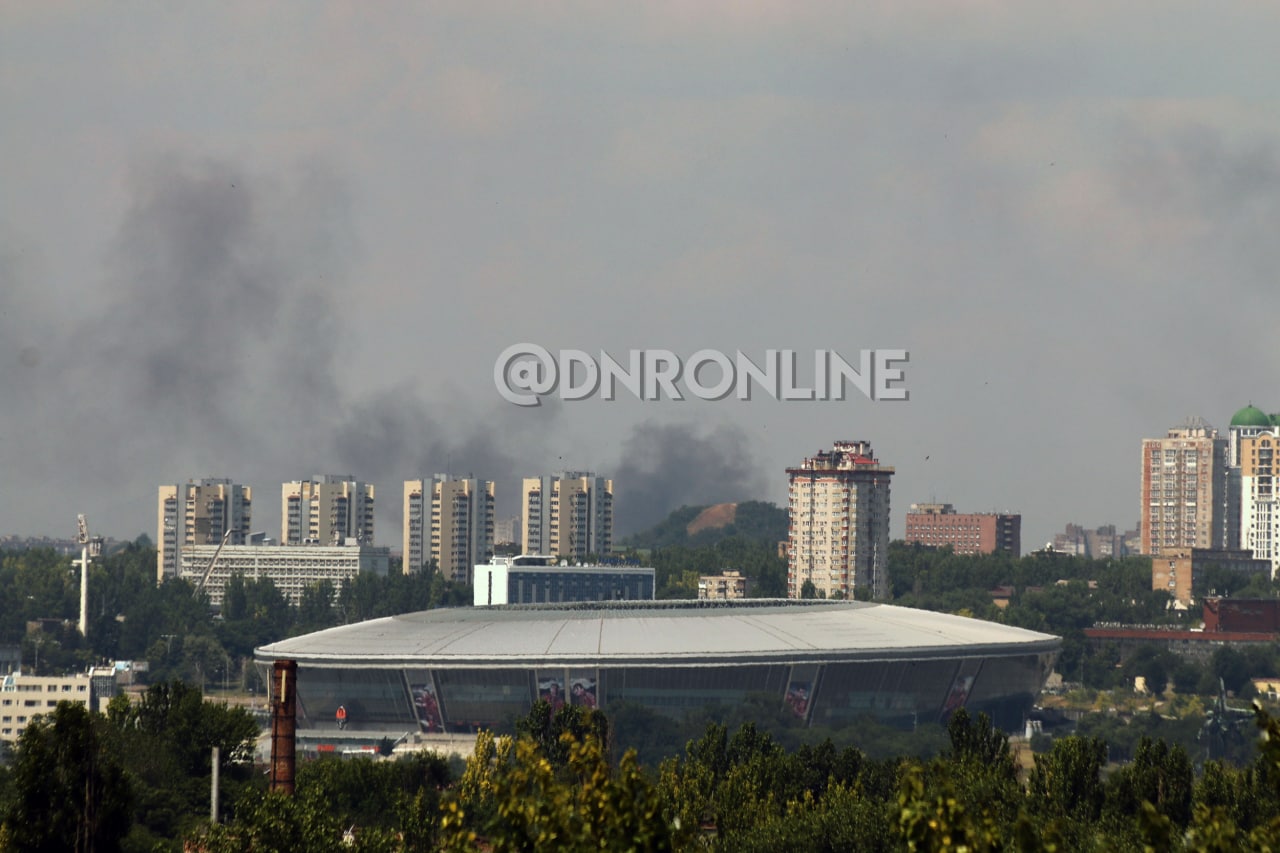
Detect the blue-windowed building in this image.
<box><xmin>473</xmin><ymin>555</ymin><xmax>655</xmax><ymax>606</ymax></box>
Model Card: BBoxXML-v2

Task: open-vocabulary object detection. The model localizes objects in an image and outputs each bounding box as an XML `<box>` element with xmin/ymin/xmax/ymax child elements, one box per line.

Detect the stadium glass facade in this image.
<box><xmin>256</xmin><ymin>601</ymin><xmax>1060</xmax><ymax>734</ymax></box>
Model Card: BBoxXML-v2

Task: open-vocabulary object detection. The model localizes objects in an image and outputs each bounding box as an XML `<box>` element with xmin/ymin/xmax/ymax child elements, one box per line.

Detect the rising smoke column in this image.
<box><xmin>610</xmin><ymin>421</ymin><xmax>767</xmax><ymax>536</ymax></box>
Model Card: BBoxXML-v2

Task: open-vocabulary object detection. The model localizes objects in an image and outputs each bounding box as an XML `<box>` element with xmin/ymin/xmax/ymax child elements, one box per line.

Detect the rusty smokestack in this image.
<box><xmin>269</xmin><ymin>659</ymin><xmax>298</xmax><ymax>794</ymax></box>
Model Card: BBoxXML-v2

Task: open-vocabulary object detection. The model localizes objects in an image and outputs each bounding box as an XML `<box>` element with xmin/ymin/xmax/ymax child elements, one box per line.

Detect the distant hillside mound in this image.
<box><xmin>623</xmin><ymin>500</ymin><xmax>787</xmax><ymax>549</ymax></box>
<box><xmin>687</xmin><ymin>503</ymin><xmax>737</xmax><ymax>536</ymax></box>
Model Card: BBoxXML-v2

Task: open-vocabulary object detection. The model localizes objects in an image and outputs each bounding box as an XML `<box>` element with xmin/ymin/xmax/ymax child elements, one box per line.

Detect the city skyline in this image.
<box><xmin>5</xmin><ymin>6</ymin><xmax>1280</xmax><ymax>552</ymax></box>
<box><xmin>14</xmin><ymin>407</ymin><xmax>1262</xmax><ymax>556</ymax></box>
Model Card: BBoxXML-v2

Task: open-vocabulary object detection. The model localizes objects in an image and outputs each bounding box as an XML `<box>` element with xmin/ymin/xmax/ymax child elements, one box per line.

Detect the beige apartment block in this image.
<box><xmin>282</xmin><ymin>475</ymin><xmax>375</xmax><ymax>546</ymax></box>
<box><xmin>403</xmin><ymin>477</ymin><xmax>494</xmax><ymax>582</ymax></box>
<box><xmin>0</xmin><ymin>670</ymin><xmax>117</xmax><ymax>743</ymax></box>
<box><xmin>157</xmin><ymin>478</ymin><xmax>252</xmax><ymax>583</ymax></box>
<box><xmin>698</xmin><ymin>570</ymin><xmax>753</xmax><ymax>600</ymax></box>
<box><xmin>787</xmin><ymin>441</ymin><xmax>893</xmax><ymax>601</ymax></box>
<box><xmin>522</xmin><ymin>472</ymin><xmax>613</xmax><ymax>559</ymax></box>
<box><xmin>494</xmin><ymin>516</ymin><xmax>521</xmax><ymax>547</ymax></box>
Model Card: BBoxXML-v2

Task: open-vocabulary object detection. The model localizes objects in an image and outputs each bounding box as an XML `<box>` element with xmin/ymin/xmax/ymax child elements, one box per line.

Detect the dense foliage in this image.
<box><xmin>0</xmin><ymin>540</ymin><xmax>469</xmax><ymax>687</ymax></box>
<box><xmin>0</xmin><ymin>681</ymin><xmax>259</xmax><ymax>852</ymax></box>
<box><xmin>8</xmin><ymin>529</ymin><xmax>1280</xmax><ymax>847</ymax></box>
<box><xmin>188</xmin><ymin>702</ymin><xmax>1280</xmax><ymax>852</ymax></box>
<box><xmin>7</xmin><ymin>689</ymin><xmax>1280</xmax><ymax>850</ymax></box>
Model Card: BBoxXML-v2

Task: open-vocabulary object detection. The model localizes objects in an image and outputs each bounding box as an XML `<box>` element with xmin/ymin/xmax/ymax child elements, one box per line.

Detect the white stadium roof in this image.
<box><xmin>256</xmin><ymin>600</ymin><xmax>1060</xmax><ymax>668</ymax></box>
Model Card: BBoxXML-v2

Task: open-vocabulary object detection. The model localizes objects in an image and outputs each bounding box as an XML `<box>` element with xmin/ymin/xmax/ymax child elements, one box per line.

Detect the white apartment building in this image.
<box><xmin>180</xmin><ymin>543</ymin><xmax>390</xmax><ymax>608</ymax></box>
<box><xmin>1241</xmin><ymin>430</ymin><xmax>1280</xmax><ymax>578</ymax></box>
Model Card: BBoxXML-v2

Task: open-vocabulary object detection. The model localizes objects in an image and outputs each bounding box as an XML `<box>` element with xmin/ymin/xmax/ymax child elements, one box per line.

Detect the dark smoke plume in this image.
<box><xmin>611</xmin><ymin>421</ymin><xmax>768</xmax><ymax>537</ymax></box>
<box><xmin>1</xmin><ymin>153</ymin><xmax>769</xmax><ymax>540</ymax></box>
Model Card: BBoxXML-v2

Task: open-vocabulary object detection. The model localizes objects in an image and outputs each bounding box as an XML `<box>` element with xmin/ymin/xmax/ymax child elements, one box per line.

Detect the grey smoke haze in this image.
<box><xmin>0</xmin><ymin>155</ymin><xmax>749</xmax><ymax>539</ymax></box>
<box><xmin>326</xmin><ymin>387</ymin><xmax>541</xmax><ymax>508</ymax></box>
<box><xmin>7</xmin><ymin>5</ymin><xmax>1280</xmax><ymax>549</ymax></box>
<box><xmin>101</xmin><ymin>158</ymin><xmax>341</xmax><ymax>442</ymax></box>
<box><xmin>612</xmin><ymin>422</ymin><xmax>768</xmax><ymax>537</ymax></box>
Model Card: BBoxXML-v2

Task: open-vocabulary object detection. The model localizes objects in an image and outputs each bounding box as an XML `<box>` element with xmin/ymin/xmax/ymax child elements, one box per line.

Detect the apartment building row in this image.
<box><xmin>157</xmin><ymin>475</ymin><xmax>375</xmax><ymax>582</ymax></box>
<box><xmin>158</xmin><ymin>472</ymin><xmax>613</xmax><ymax>588</ymax></box>
<box><xmin>1139</xmin><ymin>407</ymin><xmax>1280</xmax><ymax>601</ymax></box>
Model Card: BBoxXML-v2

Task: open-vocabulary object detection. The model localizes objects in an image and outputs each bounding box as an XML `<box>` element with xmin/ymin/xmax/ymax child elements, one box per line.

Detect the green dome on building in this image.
<box><xmin>1230</xmin><ymin>404</ymin><xmax>1273</xmax><ymax>428</ymax></box>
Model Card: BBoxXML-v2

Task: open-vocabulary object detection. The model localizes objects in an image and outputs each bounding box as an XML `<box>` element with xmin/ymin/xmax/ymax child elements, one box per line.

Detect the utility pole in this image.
<box><xmin>211</xmin><ymin>746</ymin><xmax>220</xmax><ymax>823</ymax></box>
<box><xmin>75</xmin><ymin>514</ymin><xmax>102</xmax><ymax>637</ymax></box>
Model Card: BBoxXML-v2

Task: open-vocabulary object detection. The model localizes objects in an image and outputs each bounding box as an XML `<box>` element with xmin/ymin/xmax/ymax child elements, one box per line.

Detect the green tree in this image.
<box><xmin>222</xmin><ymin>571</ymin><xmax>248</xmax><ymax>621</ymax></box>
<box><xmin>1213</xmin><ymin>647</ymin><xmax>1253</xmax><ymax>696</ymax></box>
<box><xmin>105</xmin><ymin>680</ymin><xmax>259</xmax><ymax>844</ymax></box>
<box><xmin>895</xmin><ymin>764</ymin><xmax>1003</xmax><ymax>853</ymax></box>
<box><xmin>2</xmin><ymin>702</ymin><xmax>133</xmax><ymax>852</ymax></box>
<box><xmin>295</xmin><ymin>751</ymin><xmax>453</xmax><ymax>840</ymax></box>
<box><xmin>197</xmin><ymin>788</ymin><xmax>398</xmax><ymax>852</ymax></box>
<box><xmin>442</xmin><ymin>731</ymin><xmax>685</xmax><ymax>852</ymax></box>
<box><xmin>296</xmin><ymin>579</ymin><xmax>337</xmax><ymax>633</ymax></box>
<box><xmin>1106</xmin><ymin>736</ymin><xmax>1194</xmax><ymax>829</ymax></box>
<box><xmin>946</xmin><ymin>708</ymin><xmax>1015</xmax><ymax>774</ymax></box>
<box><xmin>1123</xmin><ymin>644</ymin><xmax>1175</xmax><ymax>697</ymax></box>
<box><xmin>1027</xmin><ymin>736</ymin><xmax>1108</xmax><ymax>835</ymax></box>
<box><xmin>515</xmin><ymin>700</ymin><xmax>609</xmax><ymax>768</ymax></box>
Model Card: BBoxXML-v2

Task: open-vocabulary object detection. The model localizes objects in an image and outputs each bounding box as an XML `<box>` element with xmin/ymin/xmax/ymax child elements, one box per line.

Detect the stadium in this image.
<box><xmin>254</xmin><ymin>599</ymin><xmax>1060</xmax><ymax>735</ymax></box>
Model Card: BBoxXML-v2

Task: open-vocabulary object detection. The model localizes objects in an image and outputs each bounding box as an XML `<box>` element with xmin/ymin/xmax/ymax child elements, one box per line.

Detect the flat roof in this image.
<box><xmin>484</xmin><ymin>565</ymin><xmax>654</xmax><ymax>575</ymax></box>
<box><xmin>1084</xmin><ymin>627</ymin><xmax>1278</xmax><ymax>643</ymax></box>
<box><xmin>256</xmin><ymin>599</ymin><xmax>1060</xmax><ymax>669</ymax></box>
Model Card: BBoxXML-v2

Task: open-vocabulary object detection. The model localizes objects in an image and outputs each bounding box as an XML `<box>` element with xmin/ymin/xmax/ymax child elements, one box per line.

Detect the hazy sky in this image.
<box><xmin>3</xmin><ymin>3</ymin><xmax>1280</xmax><ymax>550</ymax></box>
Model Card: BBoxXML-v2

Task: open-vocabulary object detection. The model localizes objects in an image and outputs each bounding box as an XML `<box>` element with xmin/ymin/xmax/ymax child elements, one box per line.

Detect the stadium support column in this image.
<box><xmin>270</xmin><ymin>659</ymin><xmax>298</xmax><ymax>794</ymax></box>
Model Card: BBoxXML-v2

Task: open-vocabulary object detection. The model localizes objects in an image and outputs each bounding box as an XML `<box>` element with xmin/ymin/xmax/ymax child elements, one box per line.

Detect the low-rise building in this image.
<box><xmin>990</xmin><ymin>586</ymin><xmax>1016</xmax><ymax>609</ymax></box>
<box><xmin>904</xmin><ymin>504</ymin><xmax>1021</xmax><ymax>556</ymax></box>
<box><xmin>1203</xmin><ymin>598</ymin><xmax>1280</xmax><ymax>633</ymax></box>
<box><xmin>1083</xmin><ymin>624</ymin><xmax>1277</xmax><ymax>664</ymax></box>
<box><xmin>1085</xmin><ymin>598</ymin><xmax>1280</xmax><ymax>665</ymax></box>
<box><xmin>180</xmin><ymin>543</ymin><xmax>390</xmax><ymax>608</ymax></box>
<box><xmin>473</xmin><ymin>555</ymin><xmax>655</xmax><ymax>606</ymax></box>
<box><xmin>0</xmin><ymin>668</ymin><xmax>116</xmax><ymax>743</ymax></box>
<box><xmin>698</xmin><ymin>571</ymin><xmax>753</xmax><ymax>600</ymax></box>
<box><xmin>1150</xmin><ymin>548</ymin><xmax>1270</xmax><ymax>605</ymax></box>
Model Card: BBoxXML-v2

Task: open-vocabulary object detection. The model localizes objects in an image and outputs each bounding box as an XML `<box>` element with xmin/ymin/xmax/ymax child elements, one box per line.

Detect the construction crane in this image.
<box><xmin>194</xmin><ymin>528</ymin><xmax>234</xmax><ymax>598</ymax></box>
<box><xmin>75</xmin><ymin>514</ymin><xmax>103</xmax><ymax>637</ymax></box>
